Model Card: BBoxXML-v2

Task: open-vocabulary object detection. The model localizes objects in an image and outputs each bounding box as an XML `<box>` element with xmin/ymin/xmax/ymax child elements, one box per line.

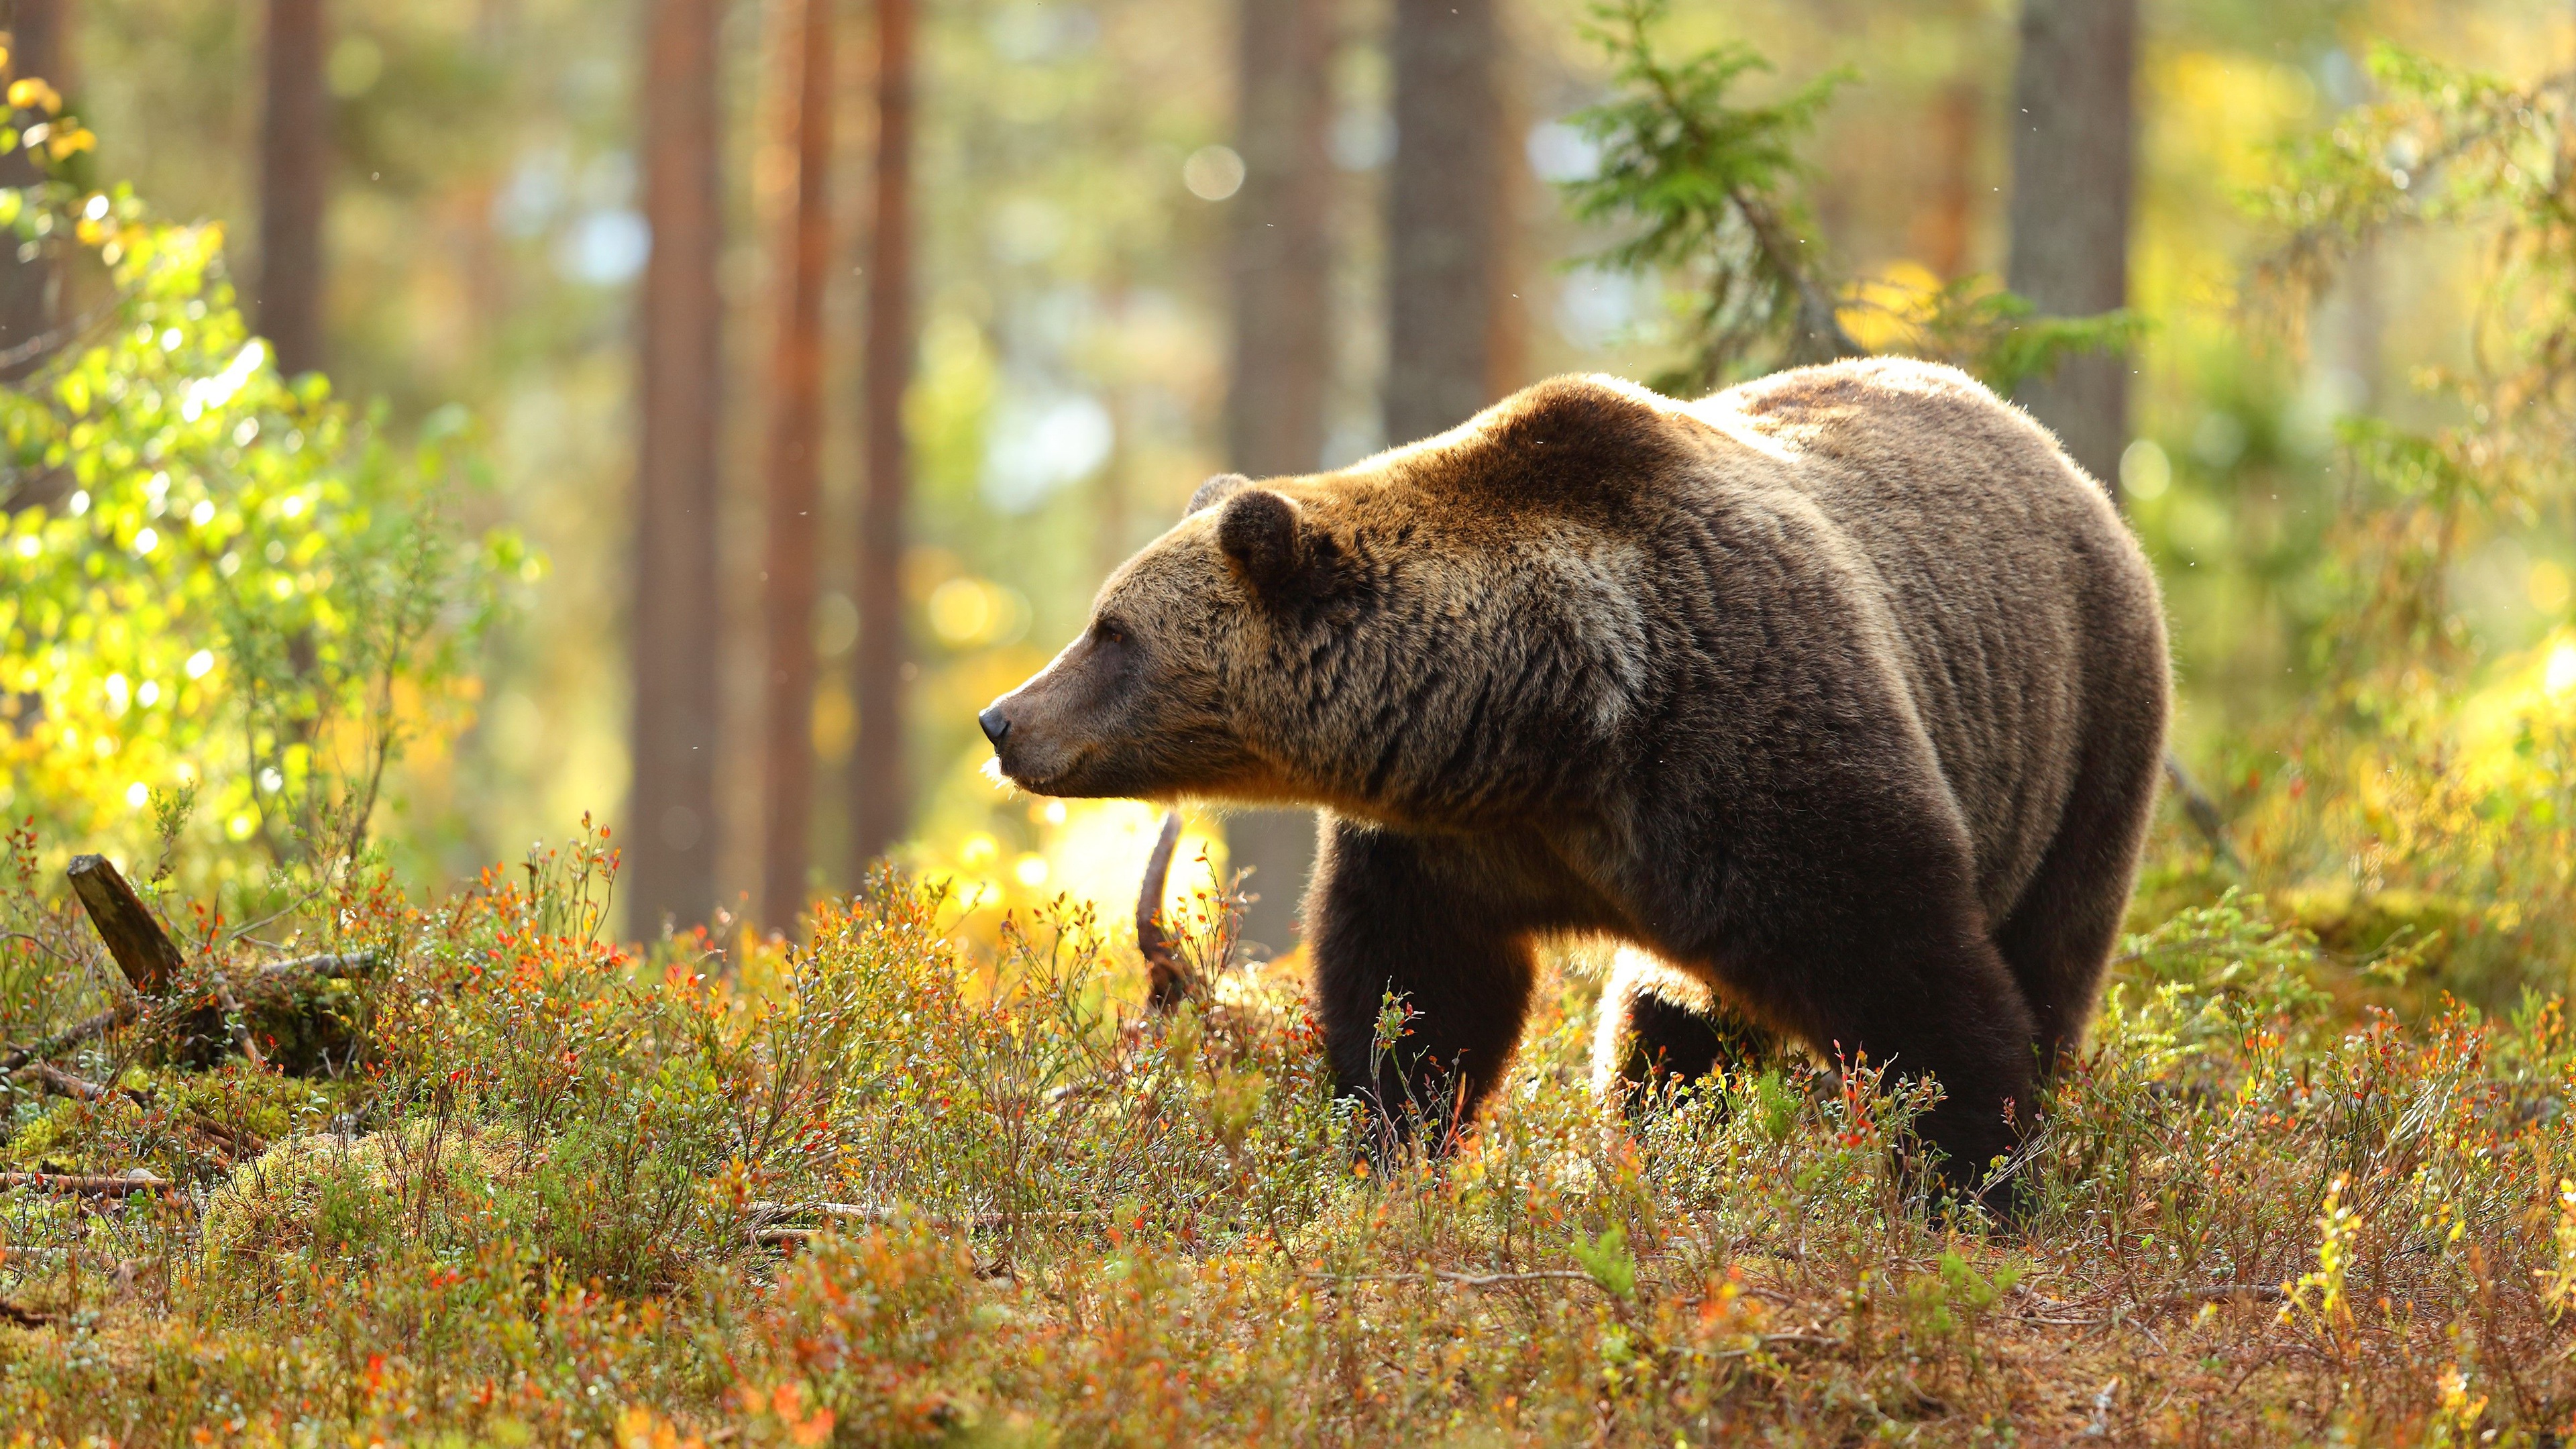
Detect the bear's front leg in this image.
<box><xmin>1305</xmin><ymin>818</ymin><xmax>1544</xmax><ymax>1156</ymax></box>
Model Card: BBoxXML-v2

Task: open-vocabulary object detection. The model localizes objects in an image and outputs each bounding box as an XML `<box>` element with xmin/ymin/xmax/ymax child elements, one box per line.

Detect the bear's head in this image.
<box><xmin>977</xmin><ymin>376</ymin><xmax>1691</xmax><ymax>825</ymax></box>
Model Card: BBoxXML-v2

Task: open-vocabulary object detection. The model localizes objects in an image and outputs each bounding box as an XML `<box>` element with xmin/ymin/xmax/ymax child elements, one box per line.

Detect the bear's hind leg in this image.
<box><xmin>1811</xmin><ymin>941</ymin><xmax>2039</xmax><ymax>1205</ymax></box>
<box><xmin>1591</xmin><ymin>947</ymin><xmax>1767</xmax><ymax>1106</ymax></box>
<box><xmin>1717</xmin><ymin>912</ymin><xmax>2039</xmax><ymax>1207</ymax></box>
<box><xmin>1992</xmin><ymin>724</ymin><xmax>2165</xmax><ymax>1072</ymax></box>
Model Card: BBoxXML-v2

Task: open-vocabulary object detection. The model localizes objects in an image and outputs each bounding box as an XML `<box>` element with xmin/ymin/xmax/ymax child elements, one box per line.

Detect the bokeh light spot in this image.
<box><xmin>1183</xmin><ymin>145</ymin><xmax>1245</xmax><ymax>201</ymax></box>
<box><xmin>2545</xmin><ymin>641</ymin><xmax>2576</xmax><ymax>698</ymax></box>
<box><xmin>2528</xmin><ymin>559</ymin><xmax>2571</xmax><ymax>614</ymax></box>
<box><xmin>2121</xmin><ymin>439</ymin><xmax>2171</xmax><ymax>501</ymax></box>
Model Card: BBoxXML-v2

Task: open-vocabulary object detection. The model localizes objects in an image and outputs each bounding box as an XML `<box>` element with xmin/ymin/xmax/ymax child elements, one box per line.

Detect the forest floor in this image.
<box><xmin>1</xmin><ymin>839</ymin><xmax>2572</xmax><ymax>1446</ymax></box>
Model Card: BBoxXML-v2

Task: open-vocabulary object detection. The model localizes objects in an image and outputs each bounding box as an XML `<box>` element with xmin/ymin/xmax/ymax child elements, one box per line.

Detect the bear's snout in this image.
<box><xmin>978</xmin><ymin>680</ymin><xmax>1088</xmax><ymax>794</ymax></box>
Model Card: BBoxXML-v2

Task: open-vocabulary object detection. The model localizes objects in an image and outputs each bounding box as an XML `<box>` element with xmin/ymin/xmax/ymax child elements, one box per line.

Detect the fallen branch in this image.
<box><xmin>0</xmin><ymin>1003</ymin><xmax>137</xmax><ymax>1073</ymax></box>
<box><xmin>2149</xmin><ymin>1283</ymin><xmax>2286</xmax><ymax>1309</ymax></box>
<box><xmin>2015</xmin><ymin>1283</ymin><xmax>2290</xmax><ymax>1328</ymax></box>
<box><xmin>754</xmin><ymin>1201</ymin><xmax>1106</xmax><ymax>1226</ymax></box>
<box><xmin>12</xmin><ymin>1061</ymin><xmax>141</xmax><ymax>1107</ymax></box>
<box><xmin>56</xmin><ymin>853</ymin><xmax>374</xmax><ymax>1073</ymax></box>
<box><xmin>1438</xmin><ymin>1269</ymin><xmax>1599</xmax><ymax>1289</ymax></box>
<box><xmin>0</xmin><ymin>953</ymin><xmax>371</xmax><ymax>1079</ymax></box>
<box><xmin>749</xmin><ymin>1199</ymin><xmax>890</xmax><ymax>1224</ymax></box>
<box><xmin>0</xmin><ymin>1171</ymin><xmax>174</xmax><ymax>1197</ymax></box>
<box><xmin>753</xmin><ymin>1227</ymin><xmax>835</xmax><ymax>1248</ymax></box>
<box><xmin>252</xmin><ymin>951</ymin><xmax>385</xmax><ymax>984</ymax></box>
<box><xmin>1709</xmin><ymin>1331</ymin><xmax>1844</xmax><ymax>1359</ymax></box>
<box><xmin>64</xmin><ymin>856</ymin><xmax>182</xmax><ymax>997</ymax></box>
<box><xmin>1135</xmin><ymin>811</ymin><xmax>1191</xmax><ymax>1011</ymax></box>
<box><xmin>2162</xmin><ymin>755</ymin><xmax>2245</xmax><ymax>872</ymax></box>
<box><xmin>183</xmin><ymin>1116</ymin><xmax>267</xmax><ymax>1160</ymax></box>
<box><xmin>0</xmin><ymin>1299</ymin><xmax>60</xmax><ymax>1329</ymax></box>
<box><xmin>9</xmin><ymin>1063</ymin><xmax>266</xmax><ymax>1158</ymax></box>
<box><xmin>1301</xmin><ymin>1267</ymin><xmax>1606</xmax><ymax>1290</ymax></box>
<box><xmin>745</xmin><ymin>1201</ymin><xmax>1110</xmax><ymax>1245</ymax></box>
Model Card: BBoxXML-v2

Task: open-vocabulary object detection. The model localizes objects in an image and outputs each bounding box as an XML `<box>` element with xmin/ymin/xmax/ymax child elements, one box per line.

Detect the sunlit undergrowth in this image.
<box><xmin>0</xmin><ymin>825</ymin><xmax>2571</xmax><ymax>1446</ymax></box>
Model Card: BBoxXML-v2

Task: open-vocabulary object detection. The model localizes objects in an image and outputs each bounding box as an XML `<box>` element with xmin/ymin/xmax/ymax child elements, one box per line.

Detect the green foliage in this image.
<box><xmin>1572</xmin><ymin>1221</ymin><xmax>1637</xmax><ymax>1299</ymax></box>
<box><xmin>2256</xmin><ymin>46</ymin><xmax>2576</xmax><ymax>681</ymax></box>
<box><xmin>1890</xmin><ymin>280</ymin><xmax>2149</xmax><ymax>398</ymax></box>
<box><xmin>1562</xmin><ymin>0</ymin><xmax>1856</xmax><ymax>390</ymax></box>
<box><xmin>1563</xmin><ymin>0</ymin><xmax>2137</xmax><ymax>396</ymax></box>
<box><xmin>2109</xmin><ymin>888</ymin><xmax>2337</xmax><ymax>1050</ymax></box>
<box><xmin>0</xmin><ymin>115</ymin><xmax>521</xmax><ymax>905</ymax></box>
<box><xmin>1900</xmin><ymin>1250</ymin><xmax>2021</xmax><ymax>1379</ymax></box>
<box><xmin>2168</xmin><ymin>44</ymin><xmax>2576</xmax><ymax>1010</ymax></box>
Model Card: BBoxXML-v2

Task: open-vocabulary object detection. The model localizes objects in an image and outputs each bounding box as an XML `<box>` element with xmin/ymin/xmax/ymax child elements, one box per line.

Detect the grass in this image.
<box><xmin>3</xmin><ymin>824</ymin><xmax>2576</xmax><ymax>1446</ymax></box>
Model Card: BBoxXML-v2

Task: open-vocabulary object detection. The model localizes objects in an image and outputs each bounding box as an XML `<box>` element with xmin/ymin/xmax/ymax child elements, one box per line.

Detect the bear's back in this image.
<box><xmin>1684</xmin><ymin>358</ymin><xmax>2164</xmax><ymax>924</ymax></box>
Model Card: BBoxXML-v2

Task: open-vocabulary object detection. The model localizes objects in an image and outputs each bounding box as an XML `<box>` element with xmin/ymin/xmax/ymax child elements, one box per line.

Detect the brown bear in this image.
<box><xmin>979</xmin><ymin>356</ymin><xmax>2169</xmax><ymax>1194</ymax></box>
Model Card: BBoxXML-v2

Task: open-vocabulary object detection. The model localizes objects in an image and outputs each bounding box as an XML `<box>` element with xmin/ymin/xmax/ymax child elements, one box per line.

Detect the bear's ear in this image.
<box><xmin>1216</xmin><ymin>487</ymin><xmax>1306</xmax><ymax>592</ymax></box>
<box><xmin>1186</xmin><ymin>472</ymin><xmax>1252</xmax><ymax>517</ymax></box>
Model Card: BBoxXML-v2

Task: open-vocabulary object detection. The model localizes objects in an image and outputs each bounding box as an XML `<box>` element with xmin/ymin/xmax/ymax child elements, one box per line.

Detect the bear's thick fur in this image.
<box><xmin>981</xmin><ymin>356</ymin><xmax>2169</xmax><ymax>1190</ymax></box>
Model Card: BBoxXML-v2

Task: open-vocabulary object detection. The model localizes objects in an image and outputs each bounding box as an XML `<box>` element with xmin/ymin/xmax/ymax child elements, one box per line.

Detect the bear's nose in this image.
<box><xmin>978</xmin><ymin>705</ymin><xmax>1011</xmax><ymax>747</ymax></box>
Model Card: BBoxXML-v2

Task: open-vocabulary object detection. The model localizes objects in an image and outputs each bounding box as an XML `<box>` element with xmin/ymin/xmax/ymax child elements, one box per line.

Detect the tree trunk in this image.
<box><xmin>1384</xmin><ymin>0</ymin><xmax>1499</xmax><ymax>446</ymax></box>
<box><xmin>2005</xmin><ymin>0</ymin><xmax>2136</xmax><ymax>496</ymax></box>
<box><xmin>1915</xmin><ymin>76</ymin><xmax>1980</xmax><ymax>280</ymax></box>
<box><xmin>257</xmin><ymin>0</ymin><xmax>328</xmax><ymax>377</ymax></box>
<box><xmin>849</xmin><ymin>0</ymin><xmax>913</xmax><ymax>875</ymax></box>
<box><xmin>628</xmin><ymin>0</ymin><xmax>727</xmax><ymax>934</ymax></box>
<box><xmin>760</xmin><ymin>0</ymin><xmax>836</xmax><ymax>932</ymax></box>
<box><xmin>1485</xmin><ymin>30</ymin><xmax>1528</xmax><ymax>403</ymax></box>
<box><xmin>1095</xmin><ymin>278</ymin><xmax>1135</xmax><ymax>582</ymax></box>
<box><xmin>0</xmin><ymin>0</ymin><xmax>68</xmax><ymax>382</ymax></box>
<box><xmin>1222</xmin><ymin>0</ymin><xmax>1334</xmax><ymax>959</ymax></box>
<box><xmin>0</xmin><ymin>1</ymin><xmax>66</xmax><ymax>115</ymax></box>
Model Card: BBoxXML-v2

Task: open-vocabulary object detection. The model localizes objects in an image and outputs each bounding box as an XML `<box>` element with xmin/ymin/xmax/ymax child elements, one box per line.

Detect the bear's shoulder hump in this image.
<box><xmin>1399</xmin><ymin>374</ymin><xmax>1701</xmax><ymax>513</ymax></box>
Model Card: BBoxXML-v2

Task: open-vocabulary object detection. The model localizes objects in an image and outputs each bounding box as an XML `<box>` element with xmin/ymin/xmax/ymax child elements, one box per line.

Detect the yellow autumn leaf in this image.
<box><xmin>47</xmin><ymin>125</ymin><xmax>92</xmax><ymax>160</ymax></box>
<box><xmin>612</xmin><ymin>1405</ymin><xmax>698</xmax><ymax>1449</ymax></box>
<box><xmin>6</xmin><ymin>77</ymin><xmax>58</xmax><ymax>114</ymax></box>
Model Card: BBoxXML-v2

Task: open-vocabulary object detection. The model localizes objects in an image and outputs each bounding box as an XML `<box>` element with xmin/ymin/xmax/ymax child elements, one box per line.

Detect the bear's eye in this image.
<box><xmin>1093</xmin><ymin>617</ymin><xmax>1128</xmax><ymax>647</ymax></box>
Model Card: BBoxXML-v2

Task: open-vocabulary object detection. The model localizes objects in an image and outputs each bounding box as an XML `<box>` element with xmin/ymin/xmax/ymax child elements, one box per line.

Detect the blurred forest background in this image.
<box><xmin>3</xmin><ymin>0</ymin><xmax>2573</xmax><ymax>966</ymax></box>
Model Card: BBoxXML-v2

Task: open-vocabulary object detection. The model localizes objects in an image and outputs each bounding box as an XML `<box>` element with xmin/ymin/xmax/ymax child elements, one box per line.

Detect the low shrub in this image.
<box><xmin>1</xmin><ymin>828</ymin><xmax>2573</xmax><ymax>1444</ymax></box>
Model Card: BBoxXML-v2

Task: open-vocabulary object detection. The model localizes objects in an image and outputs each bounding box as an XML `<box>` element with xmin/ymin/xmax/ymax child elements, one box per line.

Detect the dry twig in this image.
<box><xmin>211</xmin><ymin>974</ymin><xmax>266</xmax><ymax>1071</ymax></box>
<box><xmin>0</xmin><ymin>1171</ymin><xmax>174</xmax><ymax>1197</ymax></box>
<box><xmin>0</xmin><ymin>1003</ymin><xmax>138</xmax><ymax>1073</ymax></box>
<box><xmin>2148</xmin><ymin>1283</ymin><xmax>2288</xmax><ymax>1310</ymax></box>
<box><xmin>745</xmin><ymin>1200</ymin><xmax>1108</xmax><ymax>1246</ymax></box>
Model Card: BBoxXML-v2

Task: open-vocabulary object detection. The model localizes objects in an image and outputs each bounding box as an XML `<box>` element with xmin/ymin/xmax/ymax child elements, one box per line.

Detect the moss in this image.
<box><xmin>2277</xmin><ymin>881</ymin><xmax>2475</xmax><ymax>963</ymax></box>
<box><xmin>2</xmin><ymin>1099</ymin><xmax>80</xmax><ymax>1171</ymax></box>
<box><xmin>152</xmin><ymin>1061</ymin><xmax>334</xmax><ymax>1145</ymax></box>
<box><xmin>197</xmin><ymin>1119</ymin><xmax>532</xmax><ymax>1305</ymax></box>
